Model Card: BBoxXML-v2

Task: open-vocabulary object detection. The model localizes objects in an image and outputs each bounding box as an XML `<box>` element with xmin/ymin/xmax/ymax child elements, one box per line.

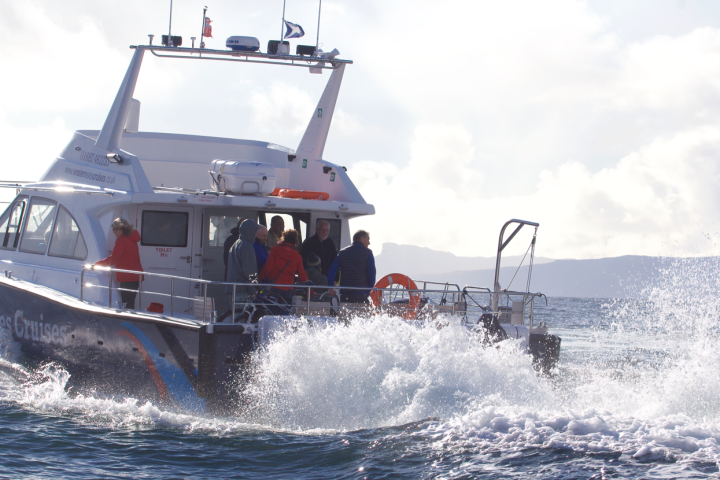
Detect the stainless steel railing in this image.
<box><xmin>80</xmin><ymin>265</ymin><xmax>544</xmax><ymax>325</ymax></box>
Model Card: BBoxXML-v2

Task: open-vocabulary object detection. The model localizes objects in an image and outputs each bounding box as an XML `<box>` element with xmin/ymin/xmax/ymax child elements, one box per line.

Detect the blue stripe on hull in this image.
<box><xmin>0</xmin><ymin>281</ymin><xmax>204</xmax><ymax>411</ymax></box>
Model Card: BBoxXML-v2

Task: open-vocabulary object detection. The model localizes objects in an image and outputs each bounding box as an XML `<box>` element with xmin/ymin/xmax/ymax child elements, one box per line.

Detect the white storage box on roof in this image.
<box><xmin>226</xmin><ymin>36</ymin><xmax>260</xmax><ymax>52</ymax></box>
<box><xmin>209</xmin><ymin>159</ymin><xmax>277</xmax><ymax>195</ymax></box>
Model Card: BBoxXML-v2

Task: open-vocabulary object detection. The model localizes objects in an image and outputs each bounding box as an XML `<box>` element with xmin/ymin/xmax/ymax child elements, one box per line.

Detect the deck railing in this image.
<box><xmin>80</xmin><ymin>265</ymin><xmax>544</xmax><ymax>326</ymax></box>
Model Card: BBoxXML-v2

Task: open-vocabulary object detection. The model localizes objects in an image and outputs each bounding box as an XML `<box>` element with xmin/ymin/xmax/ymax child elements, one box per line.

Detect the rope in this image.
<box><xmin>506</xmin><ymin>241</ymin><xmax>533</xmax><ymax>290</ymax></box>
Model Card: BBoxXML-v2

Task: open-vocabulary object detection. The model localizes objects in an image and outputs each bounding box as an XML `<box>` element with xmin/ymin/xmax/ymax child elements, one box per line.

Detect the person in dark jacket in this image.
<box><xmin>300</xmin><ymin>220</ymin><xmax>337</xmax><ymax>277</ymax></box>
<box><xmin>226</xmin><ymin>219</ymin><xmax>261</xmax><ymax>300</ymax></box>
<box><xmin>223</xmin><ymin>217</ymin><xmax>247</xmax><ymax>280</ymax></box>
<box><xmin>259</xmin><ymin>229</ymin><xmax>309</xmax><ymax>301</ymax></box>
<box><xmin>327</xmin><ymin>230</ymin><xmax>376</xmax><ymax>303</ymax></box>
<box><xmin>305</xmin><ymin>252</ymin><xmax>327</xmax><ymax>287</ymax></box>
<box><xmin>94</xmin><ymin>218</ymin><xmax>144</xmax><ymax>309</ymax></box>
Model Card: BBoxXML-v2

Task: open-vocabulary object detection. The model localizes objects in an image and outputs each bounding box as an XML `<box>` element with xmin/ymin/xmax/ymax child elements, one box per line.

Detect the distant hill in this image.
<box><xmin>375</xmin><ymin>244</ymin><xmax>720</xmax><ymax>298</ymax></box>
<box><xmin>374</xmin><ymin>242</ymin><xmax>554</xmax><ymax>278</ymax></box>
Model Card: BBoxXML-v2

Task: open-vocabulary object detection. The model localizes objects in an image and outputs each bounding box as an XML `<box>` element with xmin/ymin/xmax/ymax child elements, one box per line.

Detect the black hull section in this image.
<box><xmin>0</xmin><ymin>280</ymin><xmax>252</xmax><ymax>413</ymax></box>
<box><xmin>529</xmin><ymin>333</ymin><xmax>562</xmax><ymax>374</ymax></box>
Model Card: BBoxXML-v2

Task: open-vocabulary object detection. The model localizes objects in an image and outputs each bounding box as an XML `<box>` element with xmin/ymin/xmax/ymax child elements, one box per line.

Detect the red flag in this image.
<box><xmin>203</xmin><ymin>17</ymin><xmax>213</xmax><ymax>38</ymax></box>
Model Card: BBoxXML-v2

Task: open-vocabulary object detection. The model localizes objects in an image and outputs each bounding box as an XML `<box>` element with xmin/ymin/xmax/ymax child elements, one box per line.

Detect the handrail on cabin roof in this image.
<box><xmin>132</xmin><ymin>45</ymin><xmax>352</xmax><ymax>70</ymax></box>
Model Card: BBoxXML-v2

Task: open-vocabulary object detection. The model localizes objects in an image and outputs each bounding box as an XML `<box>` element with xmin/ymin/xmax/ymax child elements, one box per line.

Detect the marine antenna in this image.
<box><xmin>168</xmin><ymin>0</ymin><xmax>174</xmax><ymax>47</ymax></box>
<box><xmin>316</xmin><ymin>0</ymin><xmax>322</xmax><ymax>54</ymax></box>
<box><xmin>200</xmin><ymin>6</ymin><xmax>208</xmax><ymax>49</ymax></box>
<box><xmin>280</xmin><ymin>0</ymin><xmax>287</xmax><ymax>51</ymax></box>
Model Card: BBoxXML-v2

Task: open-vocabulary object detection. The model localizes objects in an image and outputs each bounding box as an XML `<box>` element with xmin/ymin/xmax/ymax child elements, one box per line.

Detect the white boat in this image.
<box><xmin>0</xmin><ymin>38</ymin><xmax>559</xmax><ymax>413</ymax></box>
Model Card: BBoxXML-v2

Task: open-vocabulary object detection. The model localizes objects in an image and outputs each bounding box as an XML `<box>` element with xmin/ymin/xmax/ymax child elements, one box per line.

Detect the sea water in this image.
<box><xmin>0</xmin><ymin>263</ymin><xmax>718</xmax><ymax>479</ymax></box>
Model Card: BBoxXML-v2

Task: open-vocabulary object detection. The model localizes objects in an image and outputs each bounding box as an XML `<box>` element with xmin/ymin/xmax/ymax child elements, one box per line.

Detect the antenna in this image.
<box><xmin>200</xmin><ymin>6</ymin><xmax>208</xmax><ymax>49</ymax></box>
<box><xmin>168</xmin><ymin>0</ymin><xmax>174</xmax><ymax>47</ymax></box>
<box><xmin>280</xmin><ymin>0</ymin><xmax>287</xmax><ymax>49</ymax></box>
<box><xmin>316</xmin><ymin>0</ymin><xmax>322</xmax><ymax>54</ymax></box>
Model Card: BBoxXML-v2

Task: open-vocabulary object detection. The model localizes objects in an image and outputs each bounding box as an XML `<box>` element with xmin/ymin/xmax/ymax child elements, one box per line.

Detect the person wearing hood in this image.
<box><xmin>223</xmin><ymin>217</ymin><xmax>248</xmax><ymax>280</ymax></box>
<box><xmin>94</xmin><ymin>217</ymin><xmax>143</xmax><ymax>309</ymax></box>
<box><xmin>226</xmin><ymin>219</ymin><xmax>261</xmax><ymax>301</ymax></box>
<box><xmin>258</xmin><ymin>229</ymin><xmax>309</xmax><ymax>301</ymax></box>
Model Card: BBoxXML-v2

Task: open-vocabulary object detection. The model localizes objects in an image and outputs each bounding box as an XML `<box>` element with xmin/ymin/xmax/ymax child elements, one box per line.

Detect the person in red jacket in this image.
<box><xmin>258</xmin><ymin>229</ymin><xmax>308</xmax><ymax>301</ymax></box>
<box><xmin>94</xmin><ymin>218</ymin><xmax>144</xmax><ymax>309</ymax></box>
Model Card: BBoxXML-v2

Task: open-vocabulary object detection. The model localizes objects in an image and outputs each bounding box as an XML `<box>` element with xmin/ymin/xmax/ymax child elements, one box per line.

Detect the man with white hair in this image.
<box><xmin>300</xmin><ymin>219</ymin><xmax>337</xmax><ymax>277</ymax></box>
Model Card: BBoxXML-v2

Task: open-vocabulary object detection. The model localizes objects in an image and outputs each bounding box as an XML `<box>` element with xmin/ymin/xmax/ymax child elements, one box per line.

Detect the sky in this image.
<box><xmin>0</xmin><ymin>0</ymin><xmax>718</xmax><ymax>260</ymax></box>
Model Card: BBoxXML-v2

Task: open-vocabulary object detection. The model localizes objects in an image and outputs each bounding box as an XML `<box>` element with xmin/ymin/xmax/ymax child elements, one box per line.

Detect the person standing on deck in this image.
<box><xmin>259</xmin><ymin>229</ymin><xmax>309</xmax><ymax>302</ymax></box>
<box><xmin>222</xmin><ymin>217</ymin><xmax>247</xmax><ymax>280</ymax></box>
<box><xmin>266</xmin><ymin>215</ymin><xmax>284</xmax><ymax>250</ymax></box>
<box><xmin>327</xmin><ymin>230</ymin><xmax>376</xmax><ymax>303</ymax></box>
<box><xmin>300</xmin><ymin>220</ymin><xmax>337</xmax><ymax>277</ymax></box>
<box><xmin>254</xmin><ymin>225</ymin><xmax>269</xmax><ymax>272</ymax></box>
<box><xmin>226</xmin><ymin>219</ymin><xmax>261</xmax><ymax>302</ymax></box>
<box><xmin>94</xmin><ymin>218</ymin><xmax>143</xmax><ymax>309</ymax></box>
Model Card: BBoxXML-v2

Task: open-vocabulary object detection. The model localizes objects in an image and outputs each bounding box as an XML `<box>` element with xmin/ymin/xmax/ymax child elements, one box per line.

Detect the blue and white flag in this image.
<box><xmin>283</xmin><ymin>19</ymin><xmax>305</xmax><ymax>39</ymax></box>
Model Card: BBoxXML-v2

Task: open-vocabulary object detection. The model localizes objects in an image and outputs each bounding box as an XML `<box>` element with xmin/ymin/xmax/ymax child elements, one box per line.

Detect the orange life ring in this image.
<box><xmin>371</xmin><ymin>273</ymin><xmax>421</xmax><ymax>319</ymax></box>
<box><xmin>277</xmin><ymin>189</ymin><xmax>329</xmax><ymax>200</ymax></box>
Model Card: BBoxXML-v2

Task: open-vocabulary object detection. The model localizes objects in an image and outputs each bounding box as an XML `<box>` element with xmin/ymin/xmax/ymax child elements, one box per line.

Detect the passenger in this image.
<box><xmin>305</xmin><ymin>252</ymin><xmax>327</xmax><ymax>288</ymax></box>
<box><xmin>300</xmin><ymin>220</ymin><xmax>337</xmax><ymax>277</ymax></box>
<box><xmin>222</xmin><ymin>217</ymin><xmax>248</xmax><ymax>280</ymax></box>
<box><xmin>254</xmin><ymin>225</ymin><xmax>269</xmax><ymax>272</ymax></box>
<box><xmin>258</xmin><ymin>229</ymin><xmax>309</xmax><ymax>302</ymax></box>
<box><xmin>226</xmin><ymin>219</ymin><xmax>261</xmax><ymax>303</ymax></box>
<box><xmin>266</xmin><ymin>215</ymin><xmax>284</xmax><ymax>250</ymax></box>
<box><xmin>327</xmin><ymin>230</ymin><xmax>376</xmax><ymax>303</ymax></box>
<box><xmin>94</xmin><ymin>218</ymin><xmax>144</xmax><ymax>309</ymax></box>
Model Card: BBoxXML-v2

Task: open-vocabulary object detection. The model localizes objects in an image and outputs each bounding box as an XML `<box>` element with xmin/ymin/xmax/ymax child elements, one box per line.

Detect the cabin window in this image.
<box><xmin>317</xmin><ymin>218</ymin><xmax>341</xmax><ymax>250</ymax></box>
<box><xmin>141</xmin><ymin>210</ymin><xmax>189</xmax><ymax>247</ymax></box>
<box><xmin>0</xmin><ymin>196</ymin><xmax>28</xmax><ymax>250</ymax></box>
<box><xmin>48</xmin><ymin>206</ymin><xmax>88</xmax><ymax>260</ymax></box>
<box><xmin>258</xmin><ymin>212</ymin><xmax>309</xmax><ymax>247</ymax></box>
<box><xmin>208</xmin><ymin>215</ymin><xmax>252</xmax><ymax>247</ymax></box>
<box><xmin>19</xmin><ymin>197</ymin><xmax>57</xmax><ymax>255</ymax></box>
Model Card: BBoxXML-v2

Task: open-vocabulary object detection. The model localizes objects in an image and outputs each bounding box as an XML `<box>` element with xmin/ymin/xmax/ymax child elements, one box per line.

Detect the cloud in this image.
<box><xmin>0</xmin><ymin>3</ymin><xmax>127</xmax><ymax>113</ymax></box>
<box><xmin>1</xmin><ymin>0</ymin><xmax>719</xmax><ymax>262</ymax></box>
<box><xmin>352</xmin><ymin>122</ymin><xmax>720</xmax><ymax>259</ymax></box>
<box><xmin>250</xmin><ymin>82</ymin><xmax>316</xmax><ymax>136</ymax></box>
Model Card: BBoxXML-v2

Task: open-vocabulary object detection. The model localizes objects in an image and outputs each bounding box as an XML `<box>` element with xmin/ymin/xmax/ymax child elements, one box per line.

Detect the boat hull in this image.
<box><xmin>0</xmin><ymin>278</ymin><xmax>252</xmax><ymax>413</ymax></box>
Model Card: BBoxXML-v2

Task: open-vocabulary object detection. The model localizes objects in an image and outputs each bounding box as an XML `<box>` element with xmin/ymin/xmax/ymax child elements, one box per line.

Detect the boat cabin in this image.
<box><xmin>0</xmin><ymin>45</ymin><xmax>372</xmax><ymax>316</ymax></box>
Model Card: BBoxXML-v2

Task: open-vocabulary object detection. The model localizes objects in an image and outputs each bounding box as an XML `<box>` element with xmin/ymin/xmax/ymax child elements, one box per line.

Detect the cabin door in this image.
<box><xmin>136</xmin><ymin>205</ymin><xmax>194</xmax><ymax>314</ymax></box>
<box><xmin>202</xmin><ymin>208</ymin><xmax>257</xmax><ymax>315</ymax></box>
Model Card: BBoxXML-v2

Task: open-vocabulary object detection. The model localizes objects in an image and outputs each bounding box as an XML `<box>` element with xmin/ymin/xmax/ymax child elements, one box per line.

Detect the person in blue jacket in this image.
<box><xmin>327</xmin><ymin>230</ymin><xmax>376</xmax><ymax>303</ymax></box>
<box><xmin>254</xmin><ymin>225</ymin><xmax>269</xmax><ymax>272</ymax></box>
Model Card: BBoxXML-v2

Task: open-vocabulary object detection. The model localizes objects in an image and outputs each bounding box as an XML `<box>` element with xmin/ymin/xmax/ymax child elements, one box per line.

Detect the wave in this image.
<box><xmin>0</xmin><ymin>257</ymin><xmax>718</xmax><ymax>470</ymax></box>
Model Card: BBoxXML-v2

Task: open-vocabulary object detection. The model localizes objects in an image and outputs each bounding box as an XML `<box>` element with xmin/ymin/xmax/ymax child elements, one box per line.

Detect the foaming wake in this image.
<box><xmin>236</xmin><ymin>256</ymin><xmax>720</xmax><ymax>468</ymax></box>
<box><xmin>239</xmin><ymin>315</ymin><xmax>551</xmax><ymax>430</ymax></box>
<box><xmin>0</xmin><ymin>360</ymin><xmax>274</xmax><ymax>434</ymax></box>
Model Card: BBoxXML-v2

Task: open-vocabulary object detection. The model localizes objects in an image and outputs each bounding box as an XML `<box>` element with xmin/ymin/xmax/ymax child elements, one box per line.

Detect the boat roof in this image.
<box><xmin>10</xmin><ymin>43</ymin><xmax>371</xmax><ymax>214</ymax></box>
